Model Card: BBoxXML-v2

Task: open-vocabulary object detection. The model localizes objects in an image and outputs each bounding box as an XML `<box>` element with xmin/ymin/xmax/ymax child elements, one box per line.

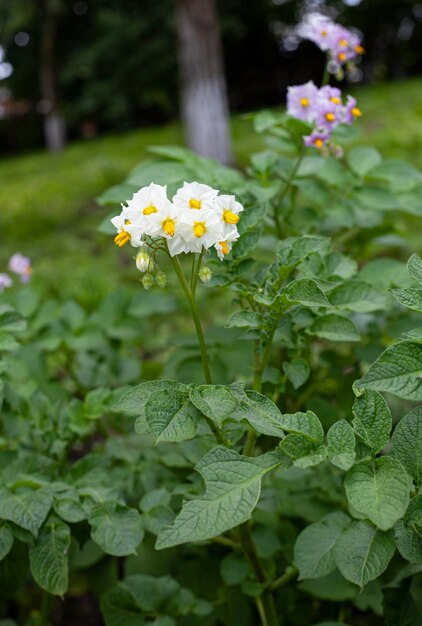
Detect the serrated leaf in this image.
<box><xmin>156</xmin><ymin>447</ymin><xmax>281</xmax><ymax>549</ymax></box>
<box><xmin>392</xmin><ymin>288</ymin><xmax>422</xmax><ymax>312</ymax></box>
<box><xmin>344</xmin><ymin>457</ymin><xmax>410</xmax><ymax>530</ymax></box>
<box><xmin>355</xmin><ymin>341</ymin><xmax>422</xmax><ymax>401</ymax></box>
<box><xmin>283</xmin><ymin>358</ymin><xmax>310</xmax><ymax>389</ymax></box>
<box><xmin>352</xmin><ymin>390</ymin><xmax>392</xmax><ymax>453</ymax></box>
<box><xmin>0</xmin><ymin>524</ymin><xmax>14</xmax><ymax>560</ymax></box>
<box><xmin>308</xmin><ymin>314</ymin><xmax>360</xmax><ymax>342</ymax></box>
<box><xmin>29</xmin><ymin>517</ymin><xmax>70</xmax><ymax>595</ymax></box>
<box><xmin>145</xmin><ymin>389</ymin><xmax>200</xmax><ymax>443</ymax></box>
<box><xmin>327</xmin><ymin>420</ymin><xmax>356</xmax><ymax>470</ymax></box>
<box><xmin>89</xmin><ymin>503</ymin><xmax>144</xmax><ymax>556</ymax></box>
<box><xmin>335</xmin><ymin>521</ymin><xmax>395</xmax><ymax>587</ymax></box>
<box><xmin>347</xmin><ymin>147</ymin><xmax>382</xmax><ymax>176</ymax></box>
<box><xmin>0</xmin><ymin>488</ymin><xmax>52</xmax><ymax>537</ymax></box>
<box><xmin>408</xmin><ymin>253</ymin><xmax>422</xmax><ymax>286</ymax></box>
<box><xmin>294</xmin><ymin>512</ymin><xmax>352</xmax><ymax>579</ymax></box>
<box><xmin>392</xmin><ymin>406</ymin><xmax>422</xmax><ymax>485</ymax></box>
<box><xmin>286</xmin><ymin>279</ymin><xmax>330</xmax><ymax>308</ymax></box>
<box><xmin>328</xmin><ymin>281</ymin><xmax>387</xmax><ymax>312</ymax></box>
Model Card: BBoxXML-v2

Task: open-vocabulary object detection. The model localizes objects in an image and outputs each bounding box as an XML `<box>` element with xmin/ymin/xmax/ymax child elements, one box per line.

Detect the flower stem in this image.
<box><xmin>169</xmin><ymin>253</ymin><xmax>226</xmax><ymax>446</ymax></box>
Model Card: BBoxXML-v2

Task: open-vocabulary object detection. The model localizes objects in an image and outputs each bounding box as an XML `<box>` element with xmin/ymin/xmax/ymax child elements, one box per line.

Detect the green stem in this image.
<box><xmin>269</xmin><ymin>565</ymin><xmax>298</xmax><ymax>591</ymax></box>
<box><xmin>238</xmin><ymin>524</ymin><xmax>279</xmax><ymax>626</ymax></box>
<box><xmin>169</xmin><ymin>253</ymin><xmax>226</xmax><ymax>446</ymax></box>
<box><xmin>321</xmin><ymin>58</ymin><xmax>330</xmax><ymax>86</ymax></box>
<box><xmin>40</xmin><ymin>591</ymin><xmax>52</xmax><ymax>626</ymax></box>
<box><xmin>273</xmin><ymin>149</ymin><xmax>305</xmax><ymax>237</ymax></box>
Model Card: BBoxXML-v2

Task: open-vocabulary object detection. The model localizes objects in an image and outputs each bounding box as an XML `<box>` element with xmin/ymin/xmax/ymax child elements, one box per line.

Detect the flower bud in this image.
<box><xmin>156</xmin><ymin>271</ymin><xmax>167</xmax><ymax>288</ymax></box>
<box><xmin>198</xmin><ymin>265</ymin><xmax>212</xmax><ymax>283</ymax></box>
<box><xmin>136</xmin><ymin>250</ymin><xmax>154</xmax><ymax>273</ymax></box>
<box><xmin>141</xmin><ymin>274</ymin><xmax>154</xmax><ymax>290</ymax></box>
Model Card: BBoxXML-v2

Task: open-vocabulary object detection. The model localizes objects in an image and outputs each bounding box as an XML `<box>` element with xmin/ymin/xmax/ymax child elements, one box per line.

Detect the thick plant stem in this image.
<box><xmin>273</xmin><ymin>149</ymin><xmax>305</xmax><ymax>237</ymax></box>
<box><xmin>170</xmin><ymin>254</ymin><xmax>226</xmax><ymax>446</ymax></box>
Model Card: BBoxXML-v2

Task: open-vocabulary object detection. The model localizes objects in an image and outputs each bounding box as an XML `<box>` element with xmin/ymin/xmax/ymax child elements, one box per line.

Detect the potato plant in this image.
<box><xmin>2</xmin><ymin>18</ymin><xmax>422</xmax><ymax>626</ymax></box>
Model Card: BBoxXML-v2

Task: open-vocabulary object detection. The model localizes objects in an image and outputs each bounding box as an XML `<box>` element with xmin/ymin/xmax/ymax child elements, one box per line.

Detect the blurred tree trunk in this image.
<box><xmin>39</xmin><ymin>0</ymin><xmax>65</xmax><ymax>152</ymax></box>
<box><xmin>174</xmin><ymin>0</ymin><xmax>232</xmax><ymax>164</ymax></box>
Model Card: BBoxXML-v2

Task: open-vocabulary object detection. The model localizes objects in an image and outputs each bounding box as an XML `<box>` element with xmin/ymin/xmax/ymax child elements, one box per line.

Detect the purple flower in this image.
<box><xmin>298</xmin><ymin>13</ymin><xmax>364</xmax><ymax>66</ymax></box>
<box><xmin>315</xmin><ymin>99</ymin><xmax>341</xmax><ymax>131</ymax></box>
<box><xmin>286</xmin><ymin>81</ymin><xmax>319</xmax><ymax>122</ymax></box>
<box><xmin>343</xmin><ymin>95</ymin><xmax>362</xmax><ymax>125</ymax></box>
<box><xmin>0</xmin><ymin>273</ymin><xmax>12</xmax><ymax>292</ymax></box>
<box><xmin>297</xmin><ymin>13</ymin><xmax>336</xmax><ymax>52</ymax></box>
<box><xmin>304</xmin><ymin>130</ymin><xmax>331</xmax><ymax>150</ymax></box>
<box><xmin>8</xmin><ymin>253</ymin><xmax>32</xmax><ymax>283</ymax></box>
<box><xmin>319</xmin><ymin>85</ymin><xmax>343</xmax><ymax>107</ymax></box>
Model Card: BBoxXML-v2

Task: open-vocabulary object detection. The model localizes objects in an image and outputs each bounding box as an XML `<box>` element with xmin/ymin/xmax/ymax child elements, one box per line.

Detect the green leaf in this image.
<box><xmin>368</xmin><ymin>159</ymin><xmax>422</xmax><ymax>192</ymax></box>
<box><xmin>355</xmin><ymin>341</ymin><xmax>422</xmax><ymax>401</ymax></box>
<box><xmin>299</xmin><ymin>569</ymin><xmax>357</xmax><ymax>601</ymax></box>
<box><xmin>344</xmin><ymin>457</ymin><xmax>410</xmax><ymax>530</ymax></box>
<box><xmin>277</xmin><ymin>411</ymin><xmax>324</xmax><ymax>443</ymax></box>
<box><xmin>0</xmin><ymin>524</ymin><xmax>14</xmax><ymax>560</ymax></box>
<box><xmin>97</xmin><ymin>183</ymin><xmax>140</xmax><ymax>206</ymax></box>
<box><xmin>285</xmin><ymin>279</ymin><xmax>330</xmax><ymax>308</ymax></box>
<box><xmin>408</xmin><ymin>253</ymin><xmax>422</xmax><ymax>286</ymax></box>
<box><xmin>334</xmin><ymin>521</ymin><xmax>395</xmax><ymax>587</ymax></box>
<box><xmin>237</xmin><ymin>390</ymin><xmax>285</xmax><ymax>438</ymax></box>
<box><xmin>352</xmin><ymin>390</ymin><xmax>392</xmax><ymax>453</ymax></box>
<box><xmin>351</xmin><ymin>187</ymin><xmax>398</xmax><ymax>211</ymax></box>
<box><xmin>156</xmin><ymin>447</ymin><xmax>281</xmax><ymax>549</ymax></box>
<box><xmin>226</xmin><ymin>311</ymin><xmax>261</xmax><ymax>329</ymax></box>
<box><xmin>0</xmin><ymin>488</ymin><xmax>52</xmax><ymax>537</ymax></box>
<box><xmin>189</xmin><ymin>384</ymin><xmax>240</xmax><ymax>429</ymax></box>
<box><xmin>327</xmin><ymin>420</ymin><xmax>356</xmax><ymax>470</ymax></box>
<box><xmin>280</xmin><ymin>434</ymin><xmax>327</xmax><ymax>468</ymax></box>
<box><xmin>308</xmin><ymin>314</ymin><xmax>360</xmax><ymax>342</ymax></box>
<box><xmin>392</xmin><ymin>406</ymin><xmax>422</xmax><ymax>485</ymax></box>
<box><xmin>294</xmin><ymin>512</ymin><xmax>352</xmax><ymax>579</ymax></box>
<box><xmin>394</xmin><ymin>495</ymin><xmax>422</xmax><ymax>564</ymax></box>
<box><xmin>392</xmin><ymin>288</ymin><xmax>422</xmax><ymax>312</ymax></box>
<box><xmin>220</xmin><ymin>553</ymin><xmax>249</xmax><ymax>585</ymax></box>
<box><xmin>113</xmin><ymin>380</ymin><xmax>186</xmax><ymax>416</ymax></box>
<box><xmin>283</xmin><ymin>358</ymin><xmax>310</xmax><ymax>389</ymax></box>
<box><xmin>328</xmin><ymin>281</ymin><xmax>387</xmax><ymax>312</ymax></box>
<box><xmin>253</xmin><ymin>110</ymin><xmax>280</xmax><ymax>133</ymax></box>
<box><xmin>89</xmin><ymin>503</ymin><xmax>144</xmax><ymax>556</ymax></box>
<box><xmin>347</xmin><ymin>147</ymin><xmax>382</xmax><ymax>177</ymax></box>
<box><xmin>144</xmin><ymin>389</ymin><xmax>200</xmax><ymax>443</ymax></box>
<box><xmin>277</xmin><ymin>236</ymin><xmax>328</xmax><ymax>266</ymax></box>
<box><xmin>29</xmin><ymin>517</ymin><xmax>70</xmax><ymax>595</ymax></box>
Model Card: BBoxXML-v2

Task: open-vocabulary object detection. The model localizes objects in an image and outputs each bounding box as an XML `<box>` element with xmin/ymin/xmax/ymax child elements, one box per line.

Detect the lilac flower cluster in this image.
<box><xmin>286</xmin><ymin>81</ymin><xmax>362</xmax><ymax>151</ymax></box>
<box><xmin>0</xmin><ymin>253</ymin><xmax>32</xmax><ymax>293</ymax></box>
<box><xmin>297</xmin><ymin>13</ymin><xmax>364</xmax><ymax>74</ymax></box>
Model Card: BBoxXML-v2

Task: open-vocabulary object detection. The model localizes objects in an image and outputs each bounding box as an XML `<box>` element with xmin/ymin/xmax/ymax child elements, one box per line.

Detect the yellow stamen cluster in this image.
<box><xmin>143</xmin><ymin>205</ymin><xmax>157</xmax><ymax>215</ymax></box>
<box><xmin>330</xmin><ymin>96</ymin><xmax>341</xmax><ymax>105</ymax></box>
<box><xmin>163</xmin><ymin>218</ymin><xmax>176</xmax><ymax>237</ymax></box>
<box><xmin>314</xmin><ymin>138</ymin><xmax>324</xmax><ymax>149</ymax></box>
<box><xmin>351</xmin><ymin>107</ymin><xmax>362</xmax><ymax>117</ymax></box>
<box><xmin>300</xmin><ymin>97</ymin><xmax>310</xmax><ymax>108</ymax></box>
<box><xmin>325</xmin><ymin>112</ymin><xmax>336</xmax><ymax>122</ymax></box>
<box><xmin>355</xmin><ymin>45</ymin><xmax>365</xmax><ymax>55</ymax></box>
<box><xmin>189</xmin><ymin>198</ymin><xmax>201</xmax><ymax>209</ymax></box>
<box><xmin>223</xmin><ymin>209</ymin><xmax>240</xmax><ymax>225</ymax></box>
<box><xmin>338</xmin><ymin>52</ymin><xmax>347</xmax><ymax>62</ymax></box>
<box><xmin>114</xmin><ymin>230</ymin><xmax>130</xmax><ymax>247</ymax></box>
<box><xmin>219</xmin><ymin>241</ymin><xmax>229</xmax><ymax>255</ymax></box>
<box><xmin>193</xmin><ymin>222</ymin><xmax>206</xmax><ymax>238</ymax></box>
<box><xmin>339</xmin><ymin>38</ymin><xmax>348</xmax><ymax>47</ymax></box>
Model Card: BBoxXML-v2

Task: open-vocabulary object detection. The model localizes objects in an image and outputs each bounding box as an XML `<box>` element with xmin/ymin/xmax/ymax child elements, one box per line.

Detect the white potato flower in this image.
<box><xmin>125</xmin><ymin>183</ymin><xmax>173</xmax><ymax>231</ymax></box>
<box><xmin>147</xmin><ymin>204</ymin><xmax>182</xmax><ymax>240</ymax></box>
<box><xmin>214</xmin><ymin>194</ymin><xmax>244</xmax><ymax>238</ymax></box>
<box><xmin>171</xmin><ymin>209</ymin><xmax>222</xmax><ymax>255</ymax></box>
<box><xmin>172</xmin><ymin>181</ymin><xmax>218</xmax><ymax>215</ymax></box>
<box><xmin>215</xmin><ymin>229</ymin><xmax>240</xmax><ymax>260</ymax></box>
<box><xmin>111</xmin><ymin>213</ymin><xmax>144</xmax><ymax>248</ymax></box>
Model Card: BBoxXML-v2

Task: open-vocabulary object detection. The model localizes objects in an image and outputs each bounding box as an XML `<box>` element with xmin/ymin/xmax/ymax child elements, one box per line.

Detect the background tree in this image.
<box><xmin>174</xmin><ymin>0</ymin><xmax>232</xmax><ymax>164</ymax></box>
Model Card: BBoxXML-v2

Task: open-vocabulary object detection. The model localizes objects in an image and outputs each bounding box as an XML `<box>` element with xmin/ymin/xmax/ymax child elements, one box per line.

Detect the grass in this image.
<box><xmin>1</xmin><ymin>77</ymin><xmax>421</xmax><ymax>304</ymax></box>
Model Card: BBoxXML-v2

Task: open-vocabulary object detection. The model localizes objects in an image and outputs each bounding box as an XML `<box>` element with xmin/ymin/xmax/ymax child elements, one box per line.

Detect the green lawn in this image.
<box><xmin>1</xmin><ymin>77</ymin><xmax>421</xmax><ymax>305</ymax></box>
